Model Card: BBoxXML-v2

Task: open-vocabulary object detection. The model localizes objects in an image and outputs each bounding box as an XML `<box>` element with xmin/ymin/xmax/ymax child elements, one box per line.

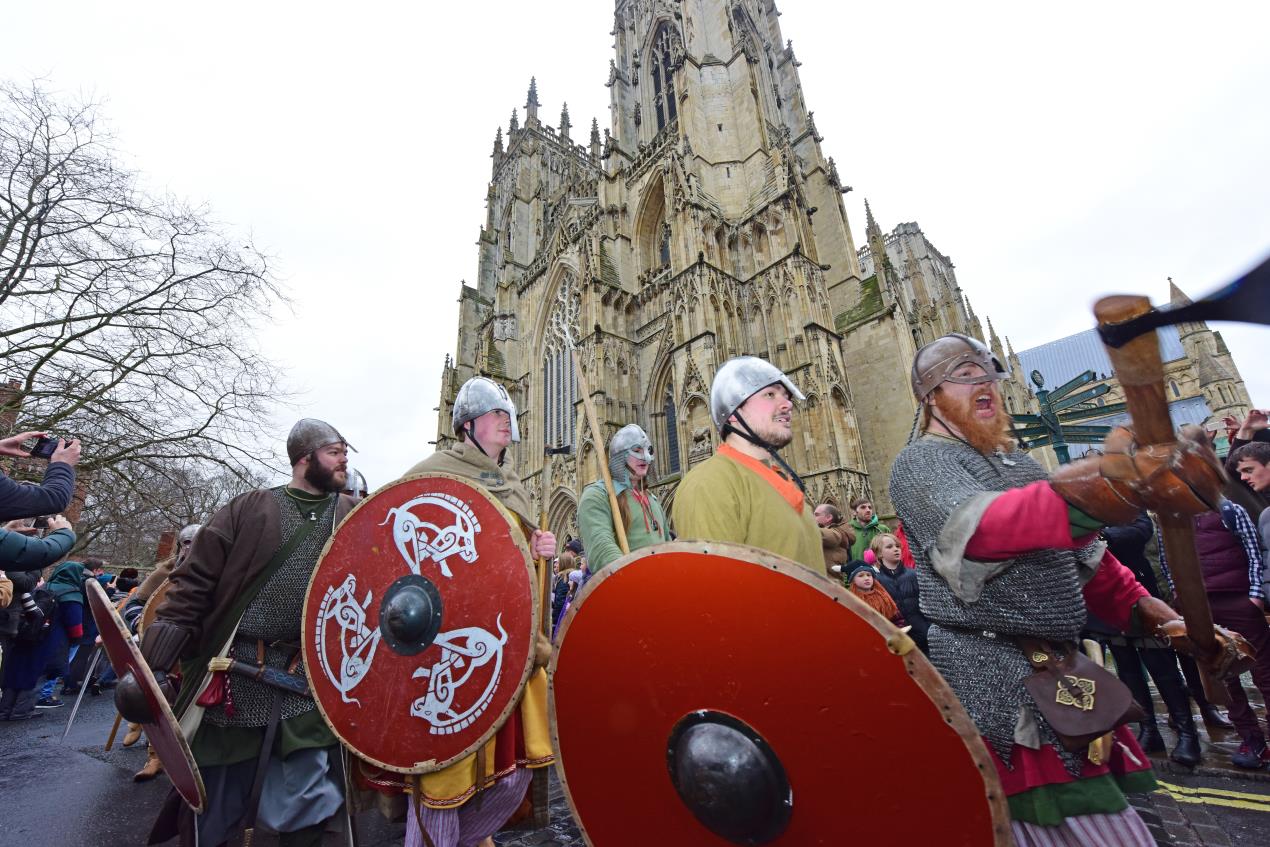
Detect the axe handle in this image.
<box><xmin>1094</xmin><ymin>295</ymin><xmax>1226</xmax><ymax>703</ymax></box>
<box><xmin>572</xmin><ymin>348</ymin><xmax>630</xmax><ymax>555</ymax></box>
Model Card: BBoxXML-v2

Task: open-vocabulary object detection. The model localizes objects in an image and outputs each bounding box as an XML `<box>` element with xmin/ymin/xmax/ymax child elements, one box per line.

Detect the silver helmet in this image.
<box><xmin>287</xmin><ymin>418</ymin><xmax>355</xmax><ymax>466</ymax></box>
<box><xmin>452</xmin><ymin>377</ymin><xmax>520</xmax><ymax>443</ymax></box>
<box><xmin>176</xmin><ymin>523</ymin><xmax>202</xmax><ymax>564</ymax></box>
<box><xmin>910</xmin><ymin>333</ymin><xmax>1006</xmax><ymax>402</ymax></box>
<box><xmin>608</xmin><ymin>424</ymin><xmax>654</xmax><ymax>487</ymax></box>
<box><xmin>343</xmin><ymin>467</ymin><xmax>369</xmax><ymax>500</ymax></box>
<box><xmin>709</xmin><ymin>356</ymin><xmax>805</xmax><ymax>432</ymax></box>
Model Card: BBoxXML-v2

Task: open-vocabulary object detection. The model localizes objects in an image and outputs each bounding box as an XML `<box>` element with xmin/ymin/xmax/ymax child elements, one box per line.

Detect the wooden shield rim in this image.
<box><xmin>301</xmin><ymin>471</ymin><xmax>539</xmax><ymax>774</ymax></box>
<box><xmin>86</xmin><ymin>578</ymin><xmax>207</xmax><ymax>813</ymax></box>
<box><xmin>548</xmin><ymin>540</ymin><xmax>1012</xmax><ymax>847</ymax></box>
<box><xmin>138</xmin><ymin>578</ymin><xmax>171</xmax><ymax>637</ymax></box>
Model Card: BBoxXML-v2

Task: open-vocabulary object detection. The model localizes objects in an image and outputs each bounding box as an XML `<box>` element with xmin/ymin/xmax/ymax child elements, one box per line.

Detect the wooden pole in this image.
<box><xmin>571</xmin><ymin>348</ymin><xmax>630</xmax><ymax>556</ymax></box>
<box><xmin>1094</xmin><ymin>294</ymin><xmax>1227</xmax><ymax>704</ymax></box>
<box><xmin>538</xmin><ymin>450</ymin><xmax>554</xmax><ymax>638</ymax></box>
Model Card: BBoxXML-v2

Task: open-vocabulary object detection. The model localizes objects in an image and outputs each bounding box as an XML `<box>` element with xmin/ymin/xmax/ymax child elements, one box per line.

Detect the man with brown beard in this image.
<box><xmin>889</xmin><ymin>334</ymin><xmax>1240</xmax><ymax>846</ymax></box>
<box><xmin>116</xmin><ymin>418</ymin><xmax>359</xmax><ymax>847</ymax></box>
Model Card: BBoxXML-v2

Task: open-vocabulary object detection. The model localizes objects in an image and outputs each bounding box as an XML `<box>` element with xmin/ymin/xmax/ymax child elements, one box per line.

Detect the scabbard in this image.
<box><xmin>208</xmin><ymin>656</ymin><xmax>310</xmax><ymax>697</ymax></box>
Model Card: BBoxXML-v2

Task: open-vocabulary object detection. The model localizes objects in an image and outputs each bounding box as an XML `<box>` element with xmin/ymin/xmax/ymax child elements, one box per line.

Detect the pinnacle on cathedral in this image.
<box><xmin>525</xmin><ymin>77</ymin><xmax>540</xmax><ymax>123</ymax></box>
<box><xmin>560</xmin><ymin>103</ymin><xmax>571</xmax><ymax>140</ymax></box>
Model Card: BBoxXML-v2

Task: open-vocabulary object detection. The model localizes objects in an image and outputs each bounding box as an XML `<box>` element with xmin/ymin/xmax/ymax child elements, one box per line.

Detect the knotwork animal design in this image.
<box><xmin>410</xmin><ymin>616</ymin><xmax>508</xmax><ymax>735</ymax></box>
<box><xmin>316</xmin><ymin>574</ymin><xmax>383</xmax><ymax>705</ymax></box>
<box><xmin>382</xmin><ymin>493</ymin><xmax>482</xmax><ymax>579</ymax></box>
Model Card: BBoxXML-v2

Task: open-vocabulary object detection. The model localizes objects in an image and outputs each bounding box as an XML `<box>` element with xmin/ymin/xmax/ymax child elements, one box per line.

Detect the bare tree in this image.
<box><xmin>0</xmin><ymin>81</ymin><xmax>289</xmax><ymax>544</ymax></box>
<box><xmin>80</xmin><ymin>462</ymin><xmax>270</xmax><ymax>566</ymax></box>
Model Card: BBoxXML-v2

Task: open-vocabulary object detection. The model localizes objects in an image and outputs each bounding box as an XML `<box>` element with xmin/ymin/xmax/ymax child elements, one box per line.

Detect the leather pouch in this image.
<box><xmin>1018</xmin><ymin>637</ymin><xmax>1145</xmax><ymax>752</ymax></box>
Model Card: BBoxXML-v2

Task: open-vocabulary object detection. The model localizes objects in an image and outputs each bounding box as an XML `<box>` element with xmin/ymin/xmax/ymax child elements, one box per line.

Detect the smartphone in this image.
<box><xmin>29</xmin><ymin>436</ymin><xmax>59</xmax><ymax>459</ymax></box>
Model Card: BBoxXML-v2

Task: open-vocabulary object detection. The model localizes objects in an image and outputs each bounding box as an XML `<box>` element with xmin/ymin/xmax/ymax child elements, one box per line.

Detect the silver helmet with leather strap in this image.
<box><xmin>287</xmin><ymin>418</ymin><xmax>355</xmax><ymax>466</ymax></box>
<box><xmin>608</xmin><ymin>424</ymin><xmax>654</xmax><ymax>487</ymax></box>
<box><xmin>709</xmin><ymin>356</ymin><xmax>805</xmax><ymax>433</ymax></box>
<box><xmin>910</xmin><ymin>333</ymin><xmax>1007</xmax><ymax>402</ymax></box>
<box><xmin>452</xmin><ymin>376</ymin><xmax>520</xmax><ymax>442</ymax></box>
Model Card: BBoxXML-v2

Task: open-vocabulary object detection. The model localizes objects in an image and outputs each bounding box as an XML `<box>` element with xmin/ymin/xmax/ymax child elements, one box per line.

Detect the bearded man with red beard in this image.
<box><xmin>889</xmin><ymin>334</ymin><xmax>1239</xmax><ymax>847</ymax></box>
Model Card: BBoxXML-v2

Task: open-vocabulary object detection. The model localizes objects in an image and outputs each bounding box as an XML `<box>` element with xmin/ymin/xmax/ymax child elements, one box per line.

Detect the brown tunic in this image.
<box><xmin>154</xmin><ymin>487</ymin><xmax>355</xmax><ymax>658</ymax></box>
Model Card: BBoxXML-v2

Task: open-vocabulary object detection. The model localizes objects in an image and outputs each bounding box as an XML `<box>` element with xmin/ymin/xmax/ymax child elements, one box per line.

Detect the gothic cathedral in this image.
<box><xmin>434</xmin><ymin>0</ymin><xmax>1017</xmax><ymax>536</ymax></box>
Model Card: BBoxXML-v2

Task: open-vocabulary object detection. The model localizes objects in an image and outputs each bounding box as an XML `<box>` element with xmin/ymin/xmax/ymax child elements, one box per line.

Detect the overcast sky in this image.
<box><xmin>5</xmin><ymin>1</ymin><xmax>1268</xmax><ymax>490</ymax></box>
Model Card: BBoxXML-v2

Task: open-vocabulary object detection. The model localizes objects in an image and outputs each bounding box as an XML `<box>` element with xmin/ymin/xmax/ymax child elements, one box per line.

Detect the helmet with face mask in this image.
<box><xmin>608</xmin><ymin>424</ymin><xmax>654</xmax><ymax>489</ymax></box>
<box><xmin>287</xmin><ymin>419</ymin><xmax>355</xmax><ymax>466</ymax></box>
<box><xmin>910</xmin><ymin>334</ymin><xmax>1007</xmax><ymax>402</ymax></box>
<box><xmin>343</xmin><ymin>468</ymin><xmax>369</xmax><ymax>500</ymax></box>
<box><xmin>452</xmin><ymin>377</ymin><xmax>520</xmax><ymax>459</ymax></box>
<box><xmin>708</xmin><ymin>356</ymin><xmax>807</xmax><ymax>491</ymax></box>
<box><xmin>176</xmin><ymin>523</ymin><xmax>202</xmax><ymax>565</ymax></box>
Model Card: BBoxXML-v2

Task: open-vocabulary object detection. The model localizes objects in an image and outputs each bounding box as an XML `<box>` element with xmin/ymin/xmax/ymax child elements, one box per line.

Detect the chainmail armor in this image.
<box><xmin>890</xmin><ymin>436</ymin><xmax>1100</xmax><ymax>770</ymax></box>
<box><xmin>204</xmin><ymin>488</ymin><xmax>335</xmax><ymax>728</ymax></box>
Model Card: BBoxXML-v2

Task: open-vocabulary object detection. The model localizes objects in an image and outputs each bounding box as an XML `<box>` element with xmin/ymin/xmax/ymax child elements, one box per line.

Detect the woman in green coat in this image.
<box><xmin>578</xmin><ymin>424</ymin><xmax>671</xmax><ymax>572</ymax></box>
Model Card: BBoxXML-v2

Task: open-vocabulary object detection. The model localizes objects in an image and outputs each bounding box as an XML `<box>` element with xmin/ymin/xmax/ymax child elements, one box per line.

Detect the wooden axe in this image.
<box><xmin>1094</xmin><ymin>253</ymin><xmax>1270</xmax><ymax>704</ymax></box>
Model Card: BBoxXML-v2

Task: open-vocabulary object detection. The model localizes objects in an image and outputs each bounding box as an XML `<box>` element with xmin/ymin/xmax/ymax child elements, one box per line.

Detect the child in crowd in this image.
<box><xmin>844</xmin><ymin>561</ymin><xmax>905</xmax><ymax>627</ymax></box>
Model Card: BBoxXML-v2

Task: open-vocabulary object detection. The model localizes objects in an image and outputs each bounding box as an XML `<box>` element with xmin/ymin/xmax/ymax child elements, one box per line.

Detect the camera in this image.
<box><xmin>29</xmin><ymin>436</ymin><xmax>60</xmax><ymax>460</ymax></box>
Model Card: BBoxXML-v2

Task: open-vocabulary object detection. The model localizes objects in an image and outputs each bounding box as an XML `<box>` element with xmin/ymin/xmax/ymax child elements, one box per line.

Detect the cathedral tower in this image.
<box><xmin>437</xmin><ymin>1</ymin><xmax>1011</xmax><ymax>532</ymax></box>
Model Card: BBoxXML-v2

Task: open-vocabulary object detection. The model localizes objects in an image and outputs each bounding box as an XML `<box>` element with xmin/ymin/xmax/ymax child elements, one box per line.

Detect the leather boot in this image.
<box><xmin>1137</xmin><ymin>719</ymin><xmax>1165</xmax><ymax>753</ymax></box>
<box><xmin>122</xmin><ymin>721</ymin><xmax>143</xmax><ymax>747</ymax></box>
<box><xmin>134</xmin><ymin>747</ymin><xmax>164</xmax><ymax>781</ymax></box>
<box><xmin>1199</xmin><ymin>701</ymin><xmax>1234</xmax><ymax>731</ymax></box>
<box><xmin>1170</xmin><ymin>718</ymin><xmax>1202</xmax><ymax>768</ymax></box>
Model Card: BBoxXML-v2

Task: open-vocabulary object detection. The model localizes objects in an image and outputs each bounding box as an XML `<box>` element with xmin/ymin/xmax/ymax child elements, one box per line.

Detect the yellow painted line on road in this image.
<box><xmin>1156</xmin><ymin>780</ymin><xmax>1270</xmax><ymax>813</ymax></box>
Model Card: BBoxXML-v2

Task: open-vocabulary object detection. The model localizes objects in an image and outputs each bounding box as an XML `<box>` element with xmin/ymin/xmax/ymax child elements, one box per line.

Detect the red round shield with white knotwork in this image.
<box><xmin>87</xmin><ymin>579</ymin><xmax>206</xmax><ymax>812</ymax></box>
<box><xmin>550</xmin><ymin>542</ymin><xmax>1011</xmax><ymax>847</ymax></box>
<box><xmin>302</xmin><ymin>473</ymin><xmax>537</xmax><ymax>774</ymax></box>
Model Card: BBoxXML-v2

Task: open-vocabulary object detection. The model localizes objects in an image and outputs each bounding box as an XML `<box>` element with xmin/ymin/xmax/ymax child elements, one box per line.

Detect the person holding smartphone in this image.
<box><xmin>0</xmin><ymin>431</ymin><xmax>81</xmax><ymax>522</ymax></box>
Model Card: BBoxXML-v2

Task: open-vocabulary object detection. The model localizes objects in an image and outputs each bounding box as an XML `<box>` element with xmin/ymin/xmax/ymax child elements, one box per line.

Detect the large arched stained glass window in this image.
<box><xmin>651</xmin><ymin>24</ymin><xmax>678</xmax><ymax>133</ymax></box>
<box><xmin>663</xmin><ymin>387</ymin><xmax>681</xmax><ymax>475</ymax></box>
<box><xmin>543</xmin><ymin>272</ymin><xmax>580</xmax><ymax>448</ymax></box>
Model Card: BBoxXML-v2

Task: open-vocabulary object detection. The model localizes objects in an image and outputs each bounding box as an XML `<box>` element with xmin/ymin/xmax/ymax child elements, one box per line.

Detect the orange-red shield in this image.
<box><xmin>302</xmin><ymin>473</ymin><xmax>537</xmax><ymax>774</ymax></box>
<box><xmin>550</xmin><ymin>542</ymin><xmax>1010</xmax><ymax>846</ymax></box>
<box><xmin>86</xmin><ymin>579</ymin><xmax>206</xmax><ymax>812</ymax></box>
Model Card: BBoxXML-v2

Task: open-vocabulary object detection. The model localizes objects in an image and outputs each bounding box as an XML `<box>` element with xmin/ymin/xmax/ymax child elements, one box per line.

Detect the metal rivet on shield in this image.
<box><xmin>379</xmin><ymin>574</ymin><xmax>444</xmax><ymax>656</ymax></box>
<box><xmin>666</xmin><ymin>710</ymin><xmax>793</xmax><ymax>845</ymax></box>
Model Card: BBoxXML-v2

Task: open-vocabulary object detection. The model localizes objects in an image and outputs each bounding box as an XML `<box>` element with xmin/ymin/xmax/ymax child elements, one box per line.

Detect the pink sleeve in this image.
<box><xmin>1082</xmin><ymin>550</ymin><xmax>1148</xmax><ymax>632</ymax></box>
<box><xmin>964</xmin><ymin>482</ymin><xmax>1081</xmax><ymax>560</ymax></box>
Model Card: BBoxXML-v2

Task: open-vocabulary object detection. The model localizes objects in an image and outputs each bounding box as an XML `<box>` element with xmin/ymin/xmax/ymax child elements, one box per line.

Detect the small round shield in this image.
<box><xmin>550</xmin><ymin>542</ymin><xmax>1010</xmax><ymax>846</ymax></box>
<box><xmin>86</xmin><ymin>579</ymin><xmax>206</xmax><ymax>812</ymax></box>
<box><xmin>302</xmin><ymin>473</ymin><xmax>537</xmax><ymax>774</ymax></box>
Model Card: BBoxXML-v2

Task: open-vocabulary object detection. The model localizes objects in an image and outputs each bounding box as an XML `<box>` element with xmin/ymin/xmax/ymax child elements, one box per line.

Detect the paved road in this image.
<box><xmin>1</xmin><ymin>686</ymin><xmax>1266</xmax><ymax>846</ymax></box>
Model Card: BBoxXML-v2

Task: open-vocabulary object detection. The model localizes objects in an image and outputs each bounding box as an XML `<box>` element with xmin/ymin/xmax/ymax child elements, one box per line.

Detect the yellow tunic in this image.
<box><xmin>672</xmin><ymin>449</ymin><xmax>826</xmax><ymax>573</ymax></box>
<box><xmin>405</xmin><ymin>447</ymin><xmax>555</xmax><ymax>808</ymax></box>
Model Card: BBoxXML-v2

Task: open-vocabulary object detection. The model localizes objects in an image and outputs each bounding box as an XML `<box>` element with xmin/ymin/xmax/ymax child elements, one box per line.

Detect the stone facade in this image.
<box><xmin>434</xmin><ymin>0</ymin><xmax>1016</xmax><ymax>531</ymax></box>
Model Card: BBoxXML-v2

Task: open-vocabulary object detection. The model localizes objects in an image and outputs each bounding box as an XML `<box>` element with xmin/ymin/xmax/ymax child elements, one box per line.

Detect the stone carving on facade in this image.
<box><xmin>493</xmin><ymin>314</ymin><xmax>517</xmax><ymax>342</ymax></box>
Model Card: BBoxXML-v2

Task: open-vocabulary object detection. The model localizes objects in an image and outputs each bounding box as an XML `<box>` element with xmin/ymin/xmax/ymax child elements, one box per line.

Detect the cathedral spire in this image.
<box><xmin>525</xmin><ymin>77</ymin><xmax>540</xmax><ymax>125</ymax></box>
<box><xmin>987</xmin><ymin>317</ymin><xmax>1005</xmax><ymax>361</ymax></box>
<box><xmin>864</xmin><ymin>199</ymin><xmax>882</xmax><ymax>242</ymax></box>
<box><xmin>509</xmin><ymin>108</ymin><xmax>519</xmax><ymax>133</ymax></box>
<box><xmin>560</xmin><ymin>102</ymin><xmax>572</xmax><ymax>140</ymax></box>
<box><xmin>589</xmin><ymin>118</ymin><xmax>602</xmax><ymax>158</ymax></box>
<box><xmin>492</xmin><ymin>126</ymin><xmax>504</xmax><ymax>158</ymax></box>
<box><xmin>1168</xmin><ymin>276</ymin><xmax>1192</xmax><ymax>306</ymax></box>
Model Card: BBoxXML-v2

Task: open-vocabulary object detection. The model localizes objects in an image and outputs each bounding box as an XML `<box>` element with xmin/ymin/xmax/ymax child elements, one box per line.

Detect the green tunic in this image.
<box><xmin>578</xmin><ymin>481</ymin><xmax>671</xmax><ymax>571</ymax></box>
<box><xmin>672</xmin><ymin>451</ymin><xmax>825</xmax><ymax>573</ymax></box>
